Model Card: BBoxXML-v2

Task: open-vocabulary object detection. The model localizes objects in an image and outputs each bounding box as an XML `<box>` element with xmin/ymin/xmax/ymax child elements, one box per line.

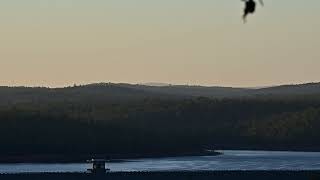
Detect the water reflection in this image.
<box><xmin>1</xmin><ymin>150</ymin><xmax>320</xmax><ymax>173</ymax></box>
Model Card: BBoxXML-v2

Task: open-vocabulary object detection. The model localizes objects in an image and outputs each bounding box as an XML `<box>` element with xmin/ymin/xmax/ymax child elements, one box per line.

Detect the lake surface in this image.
<box><xmin>1</xmin><ymin>150</ymin><xmax>320</xmax><ymax>173</ymax></box>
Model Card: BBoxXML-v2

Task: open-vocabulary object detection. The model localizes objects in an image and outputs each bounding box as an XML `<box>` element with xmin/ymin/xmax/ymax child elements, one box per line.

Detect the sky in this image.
<box><xmin>0</xmin><ymin>0</ymin><xmax>320</xmax><ymax>87</ymax></box>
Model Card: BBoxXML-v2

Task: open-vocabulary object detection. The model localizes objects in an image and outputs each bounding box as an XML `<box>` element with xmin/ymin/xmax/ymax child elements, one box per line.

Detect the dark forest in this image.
<box><xmin>1</xmin><ymin>83</ymin><xmax>320</xmax><ymax>162</ymax></box>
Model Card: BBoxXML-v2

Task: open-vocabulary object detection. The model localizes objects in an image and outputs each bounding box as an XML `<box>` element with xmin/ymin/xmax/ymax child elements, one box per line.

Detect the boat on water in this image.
<box><xmin>87</xmin><ymin>159</ymin><xmax>110</xmax><ymax>174</ymax></box>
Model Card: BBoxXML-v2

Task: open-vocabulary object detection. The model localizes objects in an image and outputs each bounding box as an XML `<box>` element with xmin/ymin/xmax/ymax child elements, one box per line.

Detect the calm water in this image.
<box><xmin>1</xmin><ymin>150</ymin><xmax>320</xmax><ymax>173</ymax></box>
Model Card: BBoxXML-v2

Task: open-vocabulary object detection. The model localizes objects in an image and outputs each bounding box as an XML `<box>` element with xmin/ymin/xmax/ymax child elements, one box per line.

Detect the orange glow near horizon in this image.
<box><xmin>1</xmin><ymin>1</ymin><xmax>320</xmax><ymax>87</ymax></box>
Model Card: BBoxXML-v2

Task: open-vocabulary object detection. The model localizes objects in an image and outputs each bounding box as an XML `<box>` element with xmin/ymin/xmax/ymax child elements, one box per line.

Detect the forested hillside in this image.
<box><xmin>1</xmin><ymin>82</ymin><xmax>320</xmax><ymax>104</ymax></box>
<box><xmin>0</xmin><ymin>83</ymin><xmax>320</xmax><ymax>162</ymax></box>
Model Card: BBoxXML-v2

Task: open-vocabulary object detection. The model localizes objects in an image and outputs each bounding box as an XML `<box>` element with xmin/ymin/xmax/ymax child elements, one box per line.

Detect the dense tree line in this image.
<box><xmin>0</xmin><ymin>84</ymin><xmax>320</xmax><ymax>161</ymax></box>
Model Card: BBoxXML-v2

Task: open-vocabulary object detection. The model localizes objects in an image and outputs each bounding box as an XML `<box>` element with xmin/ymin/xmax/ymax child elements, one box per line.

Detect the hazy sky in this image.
<box><xmin>1</xmin><ymin>0</ymin><xmax>320</xmax><ymax>87</ymax></box>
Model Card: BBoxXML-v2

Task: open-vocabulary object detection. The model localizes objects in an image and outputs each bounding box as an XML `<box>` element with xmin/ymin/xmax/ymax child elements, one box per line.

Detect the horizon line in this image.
<box><xmin>1</xmin><ymin>81</ymin><xmax>319</xmax><ymax>89</ymax></box>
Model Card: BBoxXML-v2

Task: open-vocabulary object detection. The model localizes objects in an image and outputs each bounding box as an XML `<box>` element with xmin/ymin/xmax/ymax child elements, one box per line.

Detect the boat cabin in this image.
<box><xmin>87</xmin><ymin>159</ymin><xmax>110</xmax><ymax>174</ymax></box>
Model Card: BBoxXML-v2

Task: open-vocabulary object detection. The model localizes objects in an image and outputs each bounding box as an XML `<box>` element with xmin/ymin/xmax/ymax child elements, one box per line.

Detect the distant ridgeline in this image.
<box><xmin>1</xmin><ymin>83</ymin><xmax>320</xmax><ymax>161</ymax></box>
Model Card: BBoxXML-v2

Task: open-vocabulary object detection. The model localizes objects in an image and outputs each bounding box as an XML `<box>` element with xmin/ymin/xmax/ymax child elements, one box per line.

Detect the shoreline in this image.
<box><xmin>2</xmin><ymin>148</ymin><xmax>320</xmax><ymax>164</ymax></box>
<box><xmin>0</xmin><ymin>151</ymin><xmax>222</xmax><ymax>164</ymax></box>
<box><xmin>1</xmin><ymin>171</ymin><xmax>320</xmax><ymax>180</ymax></box>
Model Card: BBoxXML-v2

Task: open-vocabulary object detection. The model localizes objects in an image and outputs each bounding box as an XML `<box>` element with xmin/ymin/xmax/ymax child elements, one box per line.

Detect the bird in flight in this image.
<box><xmin>242</xmin><ymin>0</ymin><xmax>264</xmax><ymax>23</ymax></box>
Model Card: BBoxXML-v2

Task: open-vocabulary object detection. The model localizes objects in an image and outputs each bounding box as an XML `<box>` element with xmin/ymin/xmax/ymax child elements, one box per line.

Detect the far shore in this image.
<box><xmin>2</xmin><ymin>147</ymin><xmax>320</xmax><ymax>164</ymax></box>
<box><xmin>0</xmin><ymin>151</ymin><xmax>222</xmax><ymax>164</ymax></box>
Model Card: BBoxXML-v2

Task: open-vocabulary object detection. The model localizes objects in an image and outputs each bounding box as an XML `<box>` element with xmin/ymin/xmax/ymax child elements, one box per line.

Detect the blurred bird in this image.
<box><xmin>242</xmin><ymin>0</ymin><xmax>264</xmax><ymax>23</ymax></box>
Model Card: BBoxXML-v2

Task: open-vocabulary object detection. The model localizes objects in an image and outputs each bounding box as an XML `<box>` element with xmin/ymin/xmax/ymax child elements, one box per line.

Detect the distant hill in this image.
<box><xmin>1</xmin><ymin>82</ymin><xmax>320</xmax><ymax>105</ymax></box>
<box><xmin>0</xmin><ymin>84</ymin><xmax>171</xmax><ymax>105</ymax></box>
<box><xmin>1</xmin><ymin>82</ymin><xmax>320</xmax><ymax>159</ymax></box>
<box><xmin>118</xmin><ymin>82</ymin><xmax>320</xmax><ymax>98</ymax></box>
<box><xmin>253</xmin><ymin>83</ymin><xmax>320</xmax><ymax>96</ymax></box>
<box><xmin>120</xmin><ymin>84</ymin><xmax>249</xmax><ymax>98</ymax></box>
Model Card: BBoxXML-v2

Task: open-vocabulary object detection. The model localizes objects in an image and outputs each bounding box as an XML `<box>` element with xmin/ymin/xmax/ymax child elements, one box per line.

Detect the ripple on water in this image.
<box><xmin>1</xmin><ymin>150</ymin><xmax>320</xmax><ymax>173</ymax></box>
